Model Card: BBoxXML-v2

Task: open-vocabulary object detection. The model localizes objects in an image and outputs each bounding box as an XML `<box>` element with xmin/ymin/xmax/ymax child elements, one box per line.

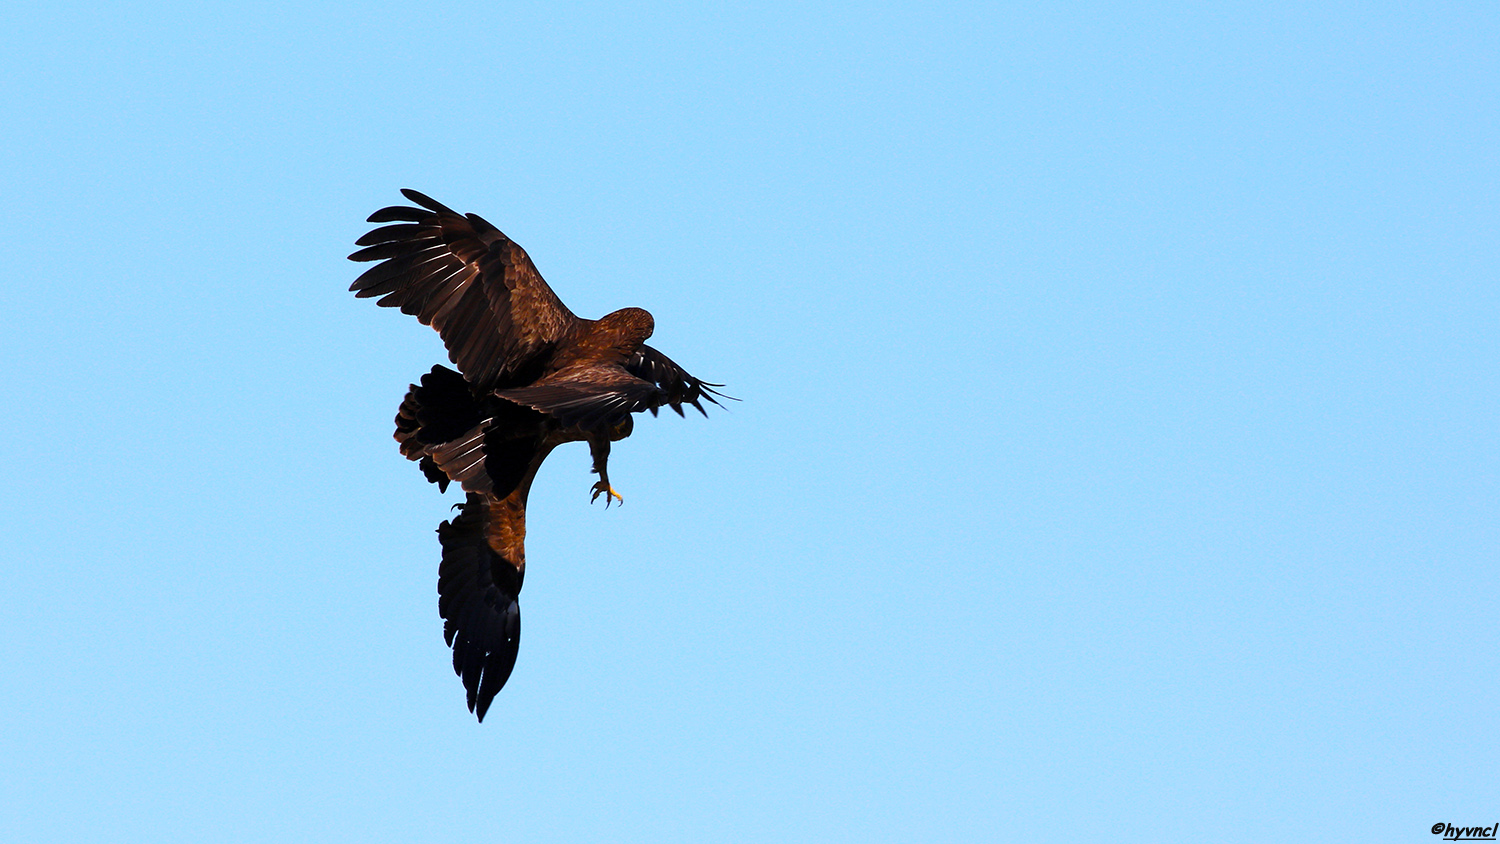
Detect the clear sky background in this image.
<box><xmin>2</xmin><ymin>2</ymin><xmax>1496</xmax><ymax>842</ymax></box>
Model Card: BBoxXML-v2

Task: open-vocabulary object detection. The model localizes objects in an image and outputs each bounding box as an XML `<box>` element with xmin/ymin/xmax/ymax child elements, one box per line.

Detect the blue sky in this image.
<box><xmin>2</xmin><ymin>2</ymin><xmax>1496</xmax><ymax>842</ymax></box>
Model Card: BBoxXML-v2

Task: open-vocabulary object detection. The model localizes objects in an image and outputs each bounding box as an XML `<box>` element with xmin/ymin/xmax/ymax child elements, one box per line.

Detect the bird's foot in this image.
<box><xmin>590</xmin><ymin>480</ymin><xmax>623</xmax><ymax>508</ymax></box>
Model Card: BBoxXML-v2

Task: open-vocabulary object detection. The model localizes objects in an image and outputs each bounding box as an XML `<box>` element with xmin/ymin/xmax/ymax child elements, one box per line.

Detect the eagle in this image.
<box><xmin>349</xmin><ymin>189</ymin><xmax>727</xmax><ymax>721</ymax></box>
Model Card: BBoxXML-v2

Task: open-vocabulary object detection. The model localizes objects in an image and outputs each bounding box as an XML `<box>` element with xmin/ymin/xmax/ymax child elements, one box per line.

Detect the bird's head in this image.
<box><xmin>598</xmin><ymin>307</ymin><xmax>655</xmax><ymax>348</ymax></box>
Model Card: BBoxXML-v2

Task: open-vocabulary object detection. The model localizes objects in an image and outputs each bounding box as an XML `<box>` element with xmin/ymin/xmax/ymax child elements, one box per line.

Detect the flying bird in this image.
<box><xmin>349</xmin><ymin>189</ymin><xmax>728</xmax><ymax>721</ymax></box>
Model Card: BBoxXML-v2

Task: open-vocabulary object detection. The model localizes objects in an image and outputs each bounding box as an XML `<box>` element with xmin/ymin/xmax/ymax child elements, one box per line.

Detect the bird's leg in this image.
<box><xmin>588</xmin><ymin>436</ymin><xmax>623</xmax><ymax>508</ymax></box>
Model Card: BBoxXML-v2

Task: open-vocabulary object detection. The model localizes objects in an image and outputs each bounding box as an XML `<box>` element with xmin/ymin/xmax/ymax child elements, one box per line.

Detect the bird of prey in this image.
<box><xmin>349</xmin><ymin>189</ymin><xmax>727</xmax><ymax>721</ymax></box>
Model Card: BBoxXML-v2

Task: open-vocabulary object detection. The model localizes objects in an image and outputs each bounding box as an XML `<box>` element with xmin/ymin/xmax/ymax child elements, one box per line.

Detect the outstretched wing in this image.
<box><xmin>437</xmin><ymin>493</ymin><xmax>527</xmax><ymax>722</ymax></box>
<box><xmin>495</xmin><ymin>365</ymin><xmax>673</xmax><ymax>429</ymax></box>
<box><xmin>349</xmin><ymin>189</ymin><xmax>579</xmax><ymax>389</ymax></box>
<box><xmin>626</xmin><ymin>345</ymin><xmax>734</xmax><ymax>417</ymax></box>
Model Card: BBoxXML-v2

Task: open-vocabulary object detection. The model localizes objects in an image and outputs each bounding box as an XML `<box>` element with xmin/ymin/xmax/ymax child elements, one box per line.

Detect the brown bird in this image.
<box><xmin>349</xmin><ymin>189</ymin><xmax>728</xmax><ymax>721</ymax></box>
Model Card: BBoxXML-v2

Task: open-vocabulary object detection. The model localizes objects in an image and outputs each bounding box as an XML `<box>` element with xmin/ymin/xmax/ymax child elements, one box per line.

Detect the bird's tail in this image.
<box><xmin>395</xmin><ymin>365</ymin><xmax>484</xmax><ymax>491</ymax></box>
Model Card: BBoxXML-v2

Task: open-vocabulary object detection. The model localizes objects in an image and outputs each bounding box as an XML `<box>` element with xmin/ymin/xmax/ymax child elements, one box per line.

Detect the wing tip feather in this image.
<box><xmin>401</xmin><ymin>188</ymin><xmax>456</xmax><ymax>214</ymax></box>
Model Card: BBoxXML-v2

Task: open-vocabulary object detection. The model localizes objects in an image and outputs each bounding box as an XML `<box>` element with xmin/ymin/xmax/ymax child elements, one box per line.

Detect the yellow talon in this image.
<box><xmin>590</xmin><ymin>481</ymin><xmax>623</xmax><ymax>508</ymax></box>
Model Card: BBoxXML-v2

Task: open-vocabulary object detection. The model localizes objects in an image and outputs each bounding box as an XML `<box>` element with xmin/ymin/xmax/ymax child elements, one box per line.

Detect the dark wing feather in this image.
<box><xmin>438</xmin><ymin>493</ymin><xmax>527</xmax><ymax>722</ymax></box>
<box><xmin>427</xmin><ymin>424</ymin><xmax>493</xmax><ymax>494</ymax></box>
<box><xmin>350</xmin><ymin>189</ymin><xmax>579</xmax><ymax>389</ymax></box>
<box><xmin>495</xmin><ymin>366</ymin><xmax>670</xmax><ymax>429</ymax></box>
<box><xmin>625</xmin><ymin>345</ymin><xmax>734</xmax><ymax>417</ymax></box>
<box><xmin>427</xmin><ymin>422</ymin><xmax>552</xmax><ymax>499</ymax></box>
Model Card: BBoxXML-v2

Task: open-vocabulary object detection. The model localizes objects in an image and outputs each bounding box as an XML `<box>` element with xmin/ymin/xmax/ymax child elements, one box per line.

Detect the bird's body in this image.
<box><xmin>350</xmin><ymin>190</ymin><xmax>726</xmax><ymax>720</ymax></box>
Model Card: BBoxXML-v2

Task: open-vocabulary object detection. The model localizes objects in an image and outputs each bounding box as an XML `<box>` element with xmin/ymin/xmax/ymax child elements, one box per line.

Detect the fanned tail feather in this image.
<box><xmin>394</xmin><ymin>365</ymin><xmax>484</xmax><ymax>492</ymax></box>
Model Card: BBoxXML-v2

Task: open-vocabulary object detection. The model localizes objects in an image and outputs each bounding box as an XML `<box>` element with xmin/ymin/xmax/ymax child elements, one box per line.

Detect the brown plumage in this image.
<box><xmin>351</xmin><ymin>189</ymin><xmax>728</xmax><ymax>721</ymax></box>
